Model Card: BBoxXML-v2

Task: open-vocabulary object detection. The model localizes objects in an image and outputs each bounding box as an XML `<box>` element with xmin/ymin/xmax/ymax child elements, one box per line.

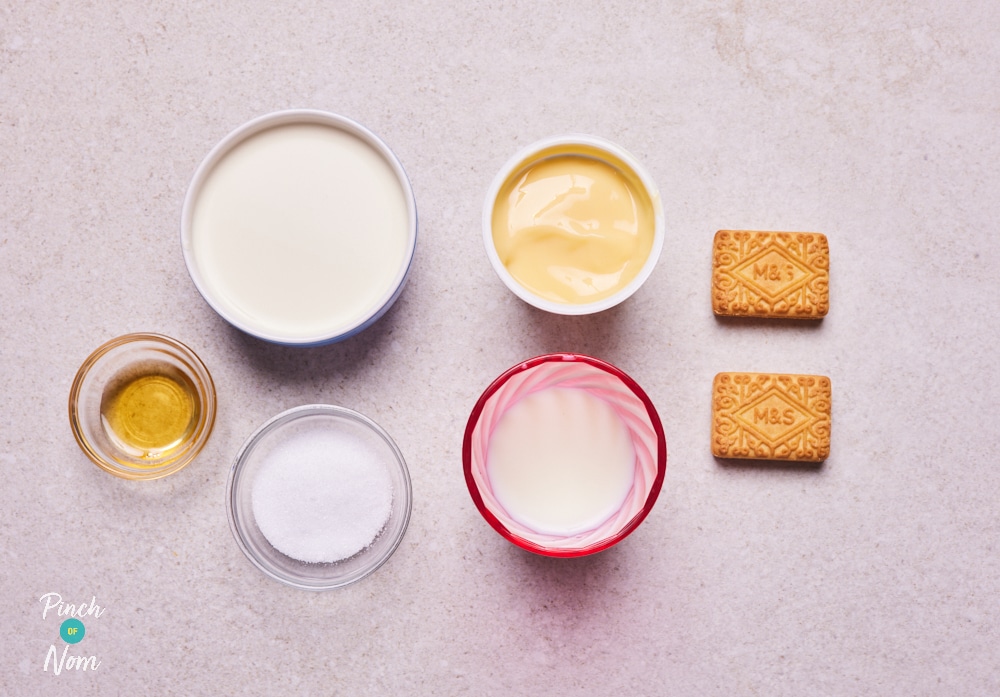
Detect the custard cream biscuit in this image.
<box><xmin>713</xmin><ymin>230</ymin><xmax>829</xmax><ymax>318</ymax></box>
<box><xmin>712</xmin><ymin>372</ymin><xmax>831</xmax><ymax>462</ymax></box>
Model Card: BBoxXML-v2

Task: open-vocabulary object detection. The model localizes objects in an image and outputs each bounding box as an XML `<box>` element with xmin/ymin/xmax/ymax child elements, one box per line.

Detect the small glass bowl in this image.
<box><xmin>463</xmin><ymin>353</ymin><xmax>667</xmax><ymax>557</ymax></box>
<box><xmin>68</xmin><ymin>333</ymin><xmax>217</xmax><ymax>480</ymax></box>
<box><xmin>483</xmin><ymin>134</ymin><xmax>664</xmax><ymax>315</ymax></box>
<box><xmin>227</xmin><ymin>404</ymin><xmax>412</xmax><ymax>590</ymax></box>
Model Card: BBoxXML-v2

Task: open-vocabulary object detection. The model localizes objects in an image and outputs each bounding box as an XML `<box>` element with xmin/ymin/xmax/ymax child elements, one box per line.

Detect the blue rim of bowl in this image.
<box><xmin>181</xmin><ymin>110</ymin><xmax>418</xmax><ymax>346</ymax></box>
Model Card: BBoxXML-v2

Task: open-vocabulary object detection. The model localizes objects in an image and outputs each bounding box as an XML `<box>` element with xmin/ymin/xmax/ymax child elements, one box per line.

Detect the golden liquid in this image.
<box><xmin>100</xmin><ymin>364</ymin><xmax>199</xmax><ymax>462</ymax></box>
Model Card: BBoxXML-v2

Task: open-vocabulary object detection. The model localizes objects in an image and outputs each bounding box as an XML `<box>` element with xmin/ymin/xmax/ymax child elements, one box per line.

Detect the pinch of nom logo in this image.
<box><xmin>39</xmin><ymin>592</ymin><xmax>105</xmax><ymax>675</ymax></box>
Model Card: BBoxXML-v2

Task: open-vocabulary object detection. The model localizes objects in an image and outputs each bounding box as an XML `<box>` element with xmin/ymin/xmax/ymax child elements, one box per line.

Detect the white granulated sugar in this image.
<box><xmin>251</xmin><ymin>427</ymin><xmax>393</xmax><ymax>563</ymax></box>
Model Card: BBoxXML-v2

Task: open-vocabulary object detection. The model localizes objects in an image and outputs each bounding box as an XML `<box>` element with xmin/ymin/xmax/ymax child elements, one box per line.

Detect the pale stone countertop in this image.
<box><xmin>2</xmin><ymin>2</ymin><xmax>999</xmax><ymax>695</ymax></box>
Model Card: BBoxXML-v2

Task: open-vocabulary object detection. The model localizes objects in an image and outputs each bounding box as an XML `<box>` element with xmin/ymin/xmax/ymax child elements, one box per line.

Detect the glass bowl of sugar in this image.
<box><xmin>227</xmin><ymin>404</ymin><xmax>412</xmax><ymax>590</ymax></box>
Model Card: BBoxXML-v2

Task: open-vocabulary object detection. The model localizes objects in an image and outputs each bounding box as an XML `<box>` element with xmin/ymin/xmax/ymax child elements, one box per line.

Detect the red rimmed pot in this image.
<box><xmin>463</xmin><ymin>353</ymin><xmax>666</xmax><ymax>557</ymax></box>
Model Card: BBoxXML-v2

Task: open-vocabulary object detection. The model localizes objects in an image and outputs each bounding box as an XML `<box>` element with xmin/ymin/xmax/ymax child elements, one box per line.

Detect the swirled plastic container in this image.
<box><xmin>463</xmin><ymin>353</ymin><xmax>666</xmax><ymax>557</ymax></box>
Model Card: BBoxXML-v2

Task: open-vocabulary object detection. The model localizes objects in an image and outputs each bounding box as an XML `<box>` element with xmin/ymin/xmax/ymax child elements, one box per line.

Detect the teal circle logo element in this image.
<box><xmin>60</xmin><ymin>618</ymin><xmax>85</xmax><ymax>644</ymax></box>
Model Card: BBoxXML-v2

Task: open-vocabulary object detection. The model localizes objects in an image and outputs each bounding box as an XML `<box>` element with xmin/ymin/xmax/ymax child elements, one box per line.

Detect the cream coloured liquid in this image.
<box><xmin>190</xmin><ymin>123</ymin><xmax>410</xmax><ymax>340</ymax></box>
<box><xmin>486</xmin><ymin>387</ymin><xmax>636</xmax><ymax>535</ymax></box>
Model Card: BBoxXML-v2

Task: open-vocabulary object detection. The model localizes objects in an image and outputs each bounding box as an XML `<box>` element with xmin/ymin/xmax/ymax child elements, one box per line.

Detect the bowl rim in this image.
<box><xmin>462</xmin><ymin>353</ymin><xmax>667</xmax><ymax>557</ymax></box>
<box><xmin>67</xmin><ymin>332</ymin><xmax>217</xmax><ymax>480</ymax></box>
<box><xmin>181</xmin><ymin>109</ymin><xmax>418</xmax><ymax>346</ymax></box>
<box><xmin>226</xmin><ymin>403</ymin><xmax>413</xmax><ymax>590</ymax></box>
<box><xmin>482</xmin><ymin>134</ymin><xmax>664</xmax><ymax>315</ymax></box>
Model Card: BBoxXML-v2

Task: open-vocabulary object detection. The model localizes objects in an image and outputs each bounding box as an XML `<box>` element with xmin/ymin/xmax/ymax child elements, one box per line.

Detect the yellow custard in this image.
<box><xmin>491</xmin><ymin>153</ymin><xmax>655</xmax><ymax>304</ymax></box>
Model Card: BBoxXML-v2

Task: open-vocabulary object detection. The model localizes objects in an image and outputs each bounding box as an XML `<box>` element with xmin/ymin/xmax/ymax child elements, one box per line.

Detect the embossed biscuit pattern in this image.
<box><xmin>712</xmin><ymin>372</ymin><xmax>831</xmax><ymax>462</ymax></box>
<box><xmin>712</xmin><ymin>230</ymin><xmax>829</xmax><ymax>319</ymax></box>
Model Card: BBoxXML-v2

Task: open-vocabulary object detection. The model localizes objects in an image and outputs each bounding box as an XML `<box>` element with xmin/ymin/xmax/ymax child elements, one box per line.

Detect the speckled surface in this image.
<box><xmin>3</xmin><ymin>2</ymin><xmax>999</xmax><ymax>694</ymax></box>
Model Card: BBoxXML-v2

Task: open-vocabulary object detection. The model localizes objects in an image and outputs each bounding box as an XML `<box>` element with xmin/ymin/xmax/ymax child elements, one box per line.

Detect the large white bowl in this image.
<box><xmin>182</xmin><ymin>110</ymin><xmax>417</xmax><ymax>346</ymax></box>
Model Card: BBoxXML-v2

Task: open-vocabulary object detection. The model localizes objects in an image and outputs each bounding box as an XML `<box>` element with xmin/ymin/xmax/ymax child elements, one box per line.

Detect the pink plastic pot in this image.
<box><xmin>463</xmin><ymin>353</ymin><xmax>666</xmax><ymax>557</ymax></box>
